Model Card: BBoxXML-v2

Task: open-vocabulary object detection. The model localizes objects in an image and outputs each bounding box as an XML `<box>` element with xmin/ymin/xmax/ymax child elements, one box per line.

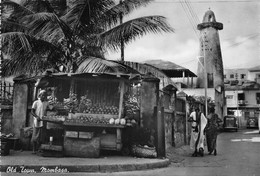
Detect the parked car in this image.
<box><xmin>223</xmin><ymin>115</ymin><xmax>238</xmax><ymax>132</ymax></box>
<box><xmin>247</xmin><ymin>117</ymin><xmax>258</xmax><ymax>128</ymax></box>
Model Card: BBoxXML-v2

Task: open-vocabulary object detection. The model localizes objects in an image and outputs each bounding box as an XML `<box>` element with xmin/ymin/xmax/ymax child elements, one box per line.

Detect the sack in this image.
<box><xmin>131</xmin><ymin>145</ymin><xmax>157</xmax><ymax>158</ymax></box>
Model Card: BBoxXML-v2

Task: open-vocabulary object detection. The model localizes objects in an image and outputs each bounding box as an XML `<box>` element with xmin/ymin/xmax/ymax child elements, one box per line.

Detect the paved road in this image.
<box><xmin>2</xmin><ymin>128</ymin><xmax>260</xmax><ymax>176</ymax></box>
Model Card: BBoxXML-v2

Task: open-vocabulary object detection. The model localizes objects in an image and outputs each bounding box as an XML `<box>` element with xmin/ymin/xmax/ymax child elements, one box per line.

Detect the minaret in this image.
<box><xmin>196</xmin><ymin>9</ymin><xmax>225</xmax><ymax>118</ymax></box>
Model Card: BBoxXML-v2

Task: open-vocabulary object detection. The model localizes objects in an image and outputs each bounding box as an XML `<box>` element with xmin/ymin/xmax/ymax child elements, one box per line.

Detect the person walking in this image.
<box><xmin>31</xmin><ymin>90</ymin><xmax>49</xmax><ymax>154</ymax></box>
<box><xmin>188</xmin><ymin>107</ymin><xmax>208</xmax><ymax>157</ymax></box>
<box><xmin>205</xmin><ymin>106</ymin><xmax>222</xmax><ymax>155</ymax></box>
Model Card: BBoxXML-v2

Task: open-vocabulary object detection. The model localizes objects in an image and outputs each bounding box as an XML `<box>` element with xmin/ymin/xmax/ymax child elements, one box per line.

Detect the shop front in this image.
<box><xmin>31</xmin><ymin>72</ymin><xmax>142</xmax><ymax>158</ymax></box>
<box><xmin>8</xmin><ymin>70</ymin><xmax>170</xmax><ymax>159</ymax></box>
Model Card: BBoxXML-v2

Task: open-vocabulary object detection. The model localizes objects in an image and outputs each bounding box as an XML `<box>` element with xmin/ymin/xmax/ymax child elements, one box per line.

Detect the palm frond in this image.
<box><xmin>21</xmin><ymin>0</ymin><xmax>55</xmax><ymax>13</ymax></box>
<box><xmin>1</xmin><ymin>32</ymin><xmax>65</xmax><ymax>76</ymax></box>
<box><xmin>1</xmin><ymin>0</ymin><xmax>34</xmax><ymax>20</ymax></box>
<box><xmin>1</xmin><ymin>20</ymin><xmax>28</xmax><ymax>33</ymax></box>
<box><xmin>96</xmin><ymin>16</ymin><xmax>174</xmax><ymax>51</ymax></box>
<box><xmin>120</xmin><ymin>0</ymin><xmax>153</xmax><ymax>16</ymax></box>
<box><xmin>62</xmin><ymin>0</ymin><xmax>114</xmax><ymax>34</ymax></box>
<box><xmin>1</xmin><ymin>32</ymin><xmax>32</xmax><ymax>53</ymax></box>
<box><xmin>22</xmin><ymin>12</ymin><xmax>73</xmax><ymax>43</ymax></box>
<box><xmin>96</xmin><ymin>0</ymin><xmax>152</xmax><ymax>30</ymax></box>
<box><xmin>2</xmin><ymin>53</ymin><xmax>55</xmax><ymax>77</ymax></box>
<box><xmin>76</xmin><ymin>57</ymin><xmax>134</xmax><ymax>74</ymax></box>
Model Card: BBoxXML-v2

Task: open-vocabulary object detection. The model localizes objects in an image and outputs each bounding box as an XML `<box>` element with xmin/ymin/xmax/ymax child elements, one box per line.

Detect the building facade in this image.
<box><xmin>224</xmin><ymin>66</ymin><xmax>260</xmax><ymax>127</ymax></box>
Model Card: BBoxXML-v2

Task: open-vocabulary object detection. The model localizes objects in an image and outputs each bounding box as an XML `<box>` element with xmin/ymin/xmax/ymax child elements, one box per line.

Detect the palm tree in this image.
<box><xmin>1</xmin><ymin>0</ymin><xmax>174</xmax><ymax>77</ymax></box>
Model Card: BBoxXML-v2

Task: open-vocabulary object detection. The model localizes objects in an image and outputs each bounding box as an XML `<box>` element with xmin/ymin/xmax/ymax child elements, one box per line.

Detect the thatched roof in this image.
<box><xmin>114</xmin><ymin>61</ymin><xmax>177</xmax><ymax>89</ymax></box>
<box><xmin>143</xmin><ymin>59</ymin><xmax>197</xmax><ymax>78</ymax></box>
<box><xmin>76</xmin><ymin>57</ymin><xmax>139</xmax><ymax>75</ymax></box>
<box><xmin>14</xmin><ymin>58</ymin><xmax>180</xmax><ymax>90</ymax></box>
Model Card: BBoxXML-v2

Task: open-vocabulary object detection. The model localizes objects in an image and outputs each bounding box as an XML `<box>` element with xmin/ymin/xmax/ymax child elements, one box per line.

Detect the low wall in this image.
<box><xmin>164</xmin><ymin>110</ymin><xmax>173</xmax><ymax>149</ymax></box>
<box><xmin>174</xmin><ymin>112</ymin><xmax>186</xmax><ymax>147</ymax></box>
<box><xmin>1</xmin><ymin>105</ymin><xmax>13</xmax><ymax>134</ymax></box>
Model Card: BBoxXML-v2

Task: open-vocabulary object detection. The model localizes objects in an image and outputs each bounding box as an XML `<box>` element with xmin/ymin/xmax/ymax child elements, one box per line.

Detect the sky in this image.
<box><xmin>106</xmin><ymin>0</ymin><xmax>260</xmax><ymax>74</ymax></box>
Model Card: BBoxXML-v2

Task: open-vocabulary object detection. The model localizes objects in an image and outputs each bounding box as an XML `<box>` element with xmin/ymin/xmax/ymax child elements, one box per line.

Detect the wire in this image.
<box><xmin>223</xmin><ymin>33</ymin><xmax>260</xmax><ymax>41</ymax></box>
<box><xmin>225</xmin><ymin>33</ymin><xmax>259</xmax><ymax>48</ymax></box>
<box><xmin>177</xmin><ymin>32</ymin><xmax>259</xmax><ymax>66</ymax></box>
<box><xmin>179</xmin><ymin>0</ymin><xmax>199</xmax><ymax>38</ymax></box>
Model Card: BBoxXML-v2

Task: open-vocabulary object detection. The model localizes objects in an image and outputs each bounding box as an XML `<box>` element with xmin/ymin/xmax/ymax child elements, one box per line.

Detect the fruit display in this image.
<box><xmin>65</xmin><ymin>115</ymin><xmax>109</xmax><ymax>124</ymax></box>
<box><xmin>124</xmin><ymin>92</ymin><xmax>140</xmax><ymax>117</ymax></box>
<box><xmin>80</xmin><ymin>105</ymin><xmax>119</xmax><ymax>115</ymax></box>
<box><xmin>65</xmin><ymin>115</ymin><xmax>126</xmax><ymax>126</ymax></box>
<box><xmin>64</xmin><ymin>93</ymin><xmax>79</xmax><ymax>111</ymax></box>
<box><xmin>109</xmin><ymin>118</ymin><xmax>115</xmax><ymax>124</ymax></box>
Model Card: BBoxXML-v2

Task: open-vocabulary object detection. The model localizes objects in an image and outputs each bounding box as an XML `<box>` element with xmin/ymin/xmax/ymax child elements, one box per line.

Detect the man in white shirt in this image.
<box><xmin>188</xmin><ymin>107</ymin><xmax>208</xmax><ymax>157</ymax></box>
<box><xmin>31</xmin><ymin>90</ymin><xmax>49</xmax><ymax>154</ymax></box>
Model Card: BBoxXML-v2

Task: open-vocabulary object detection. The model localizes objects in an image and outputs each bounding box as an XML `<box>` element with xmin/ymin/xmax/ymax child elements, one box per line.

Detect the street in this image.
<box><xmin>2</xmin><ymin>128</ymin><xmax>260</xmax><ymax>176</ymax></box>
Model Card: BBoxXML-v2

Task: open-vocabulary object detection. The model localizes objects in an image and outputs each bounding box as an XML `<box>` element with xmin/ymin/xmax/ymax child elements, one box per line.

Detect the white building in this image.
<box><xmin>224</xmin><ymin>66</ymin><xmax>260</xmax><ymax>127</ymax></box>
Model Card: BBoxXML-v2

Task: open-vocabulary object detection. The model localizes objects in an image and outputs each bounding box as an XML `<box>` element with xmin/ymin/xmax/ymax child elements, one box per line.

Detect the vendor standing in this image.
<box><xmin>31</xmin><ymin>90</ymin><xmax>49</xmax><ymax>154</ymax></box>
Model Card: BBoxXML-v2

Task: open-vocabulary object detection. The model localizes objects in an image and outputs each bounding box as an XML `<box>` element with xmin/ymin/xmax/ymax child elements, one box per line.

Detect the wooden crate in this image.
<box><xmin>79</xmin><ymin>132</ymin><xmax>94</xmax><ymax>139</ymax></box>
<box><xmin>65</xmin><ymin>131</ymin><xmax>78</xmax><ymax>138</ymax></box>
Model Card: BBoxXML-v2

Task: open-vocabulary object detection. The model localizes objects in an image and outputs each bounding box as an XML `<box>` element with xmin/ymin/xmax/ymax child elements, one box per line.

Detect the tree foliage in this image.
<box><xmin>1</xmin><ymin>0</ymin><xmax>174</xmax><ymax>76</ymax></box>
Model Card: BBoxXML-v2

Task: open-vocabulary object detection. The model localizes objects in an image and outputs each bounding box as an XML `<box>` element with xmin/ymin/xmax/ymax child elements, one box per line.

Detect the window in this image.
<box><xmin>238</xmin><ymin>93</ymin><xmax>245</xmax><ymax>100</ymax></box>
<box><xmin>230</xmin><ymin>74</ymin><xmax>234</xmax><ymax>79</ymax></box>
<box><xmin>256</xmin><ymin>93</ymin><xmax>260</xmax><ymax>104</ymax></box>
<box><xmin>240</xmin><ymin>74</ymin><xmax>246</xmax><ymax>79</ymax></box>
<box><xmin>244</xmin><ymin>111</ymin><xmax>250</xmax><ymax>118</ymax></box>
<box><xmin>224</xmin><ymin>74</ymin><xmax>226</xmax><ymax>78</ymax></box>
<box><xmin>208</xmin><ymin>73</ymin><xmax>214</xmax><ymax>88</ymax></box>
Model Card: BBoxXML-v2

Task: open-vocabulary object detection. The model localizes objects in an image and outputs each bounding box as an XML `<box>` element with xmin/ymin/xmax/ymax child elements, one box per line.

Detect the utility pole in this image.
<box><xmin>203</xmin><ymin>33</ymin><xmax>208</xmax><ymax>116</ymax></box>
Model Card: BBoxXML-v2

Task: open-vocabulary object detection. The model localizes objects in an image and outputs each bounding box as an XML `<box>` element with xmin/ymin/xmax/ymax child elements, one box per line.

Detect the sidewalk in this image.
<box><xmin>0</xmin><ymin>150</ymin><xmax>170</xmax><ymax>173</ymax></box>
<box><xmin>166</xmin><ymin>145</ymin><xmax>191</xmax><ymax>167</ymax></box>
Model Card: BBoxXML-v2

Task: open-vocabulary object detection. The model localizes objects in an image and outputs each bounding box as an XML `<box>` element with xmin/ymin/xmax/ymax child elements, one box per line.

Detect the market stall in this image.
<box><xmin>36</xmin><ymin>73</ymin><xmax>140</xmax><ymax>157</ymax></box>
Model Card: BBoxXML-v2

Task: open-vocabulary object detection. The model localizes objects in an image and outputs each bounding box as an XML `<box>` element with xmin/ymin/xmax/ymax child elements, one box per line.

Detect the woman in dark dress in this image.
<box><xmin>205</xmin><ymin>107</ymin><xmax>222</xmax><ymax>155</ymax></box>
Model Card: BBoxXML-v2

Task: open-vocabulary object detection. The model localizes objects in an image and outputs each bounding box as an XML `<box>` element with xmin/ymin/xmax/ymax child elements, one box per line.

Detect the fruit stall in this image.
<box><xmin>36</xmin><ymin>72</ymin><xmax>140</xmax><ymax>157</ymax></box>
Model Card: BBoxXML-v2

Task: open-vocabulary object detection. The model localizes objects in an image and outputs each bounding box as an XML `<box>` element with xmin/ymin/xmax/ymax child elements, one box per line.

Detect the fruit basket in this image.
<box><xmin>131</xmin><ymin>144</ymin><xmax>157</xmax><ymax>158</ymax></box>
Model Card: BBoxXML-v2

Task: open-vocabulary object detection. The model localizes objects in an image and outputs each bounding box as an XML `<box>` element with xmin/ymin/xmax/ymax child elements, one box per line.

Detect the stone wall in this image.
<box><xmin>164</xmin><ymin>110</ymin><xmax>174</xmax><ymax>149</ymax></box>
<box><xmin>12</xmin><ymin>83</ymin><xmax>28</xmax><ymax>138</ymax></box>
<box><xmin>1</xmin><ymin>106</ymin><xmax>13</xmax><ymax>134</ymax></box>
<box><xmin>174</xmin><ymin>111</ymin><xmax>186</xmax><ymax>148</ymax></box>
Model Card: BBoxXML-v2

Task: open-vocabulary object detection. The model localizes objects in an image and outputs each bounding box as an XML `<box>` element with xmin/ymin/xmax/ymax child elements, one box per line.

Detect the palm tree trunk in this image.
<box><xmin>120</xmin><ymin>0</ymin><xmax>124</xmax><ymax>61</ymax></box>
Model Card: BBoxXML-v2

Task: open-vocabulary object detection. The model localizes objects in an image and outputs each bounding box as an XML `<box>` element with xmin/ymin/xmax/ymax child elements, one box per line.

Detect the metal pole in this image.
<box><xmin>203</xmin><ymin>33</ymin><xmax>208</xmax><ymax>116</ymax></box>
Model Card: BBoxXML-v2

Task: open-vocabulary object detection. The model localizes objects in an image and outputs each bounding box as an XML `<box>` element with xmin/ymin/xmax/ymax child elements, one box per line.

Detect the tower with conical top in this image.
<box><xmin>196</xmin><ymin>9</ymin><xmax>225</xmax><ymax>118</ymax></box>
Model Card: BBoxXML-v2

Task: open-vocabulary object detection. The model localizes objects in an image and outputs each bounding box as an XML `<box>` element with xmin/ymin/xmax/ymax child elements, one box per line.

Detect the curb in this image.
<box><xmin>1</xmin><ymin>159</ymin><xmax>170</xmax><ymax>173</ymax></box>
